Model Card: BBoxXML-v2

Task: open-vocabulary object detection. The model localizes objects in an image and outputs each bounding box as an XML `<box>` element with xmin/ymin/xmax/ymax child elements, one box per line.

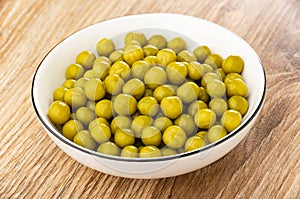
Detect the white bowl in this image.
<box><xmin>32</xmin><ymin>13</ymin><xmax>266</xmax><ymax>179</ymax></box>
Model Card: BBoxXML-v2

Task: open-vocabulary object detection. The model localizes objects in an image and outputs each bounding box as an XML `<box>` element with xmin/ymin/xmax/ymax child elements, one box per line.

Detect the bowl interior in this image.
<box><xmin>32</xmin><ymin>13</ymin><xmax>265</xmax><ymax>160</ymax></box>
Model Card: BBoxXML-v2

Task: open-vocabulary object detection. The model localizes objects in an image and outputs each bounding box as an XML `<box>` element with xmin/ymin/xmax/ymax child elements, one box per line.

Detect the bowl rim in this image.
<box><xmin>31</xmin><ymin>13</ymin><xmax>266</xmax><ymax>162</ymax></box>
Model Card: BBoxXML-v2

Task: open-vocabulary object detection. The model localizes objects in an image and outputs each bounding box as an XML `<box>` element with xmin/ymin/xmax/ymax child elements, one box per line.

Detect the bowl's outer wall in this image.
<box><xmin>44</xmin><ymin>114</ymin><xmax>259</xmax><ymax>179</ymax></box>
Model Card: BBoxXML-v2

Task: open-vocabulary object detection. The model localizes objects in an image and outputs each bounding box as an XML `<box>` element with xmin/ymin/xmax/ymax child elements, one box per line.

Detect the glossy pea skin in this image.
<box><xmin>114</xmin><ymin>128</ymin><xmax>135</xmax><ymax>148</ymax></box>
<box><xmin>131</xmin><ymin>115</ymin><xmax>153</xmax><ymax>138</ymax></box>
<box><xmin>153</xmin><ymin>85</ymin><xmax>175</xmax><ymax>102</ymax></box>
<box><xmin>90</xmin><ymin>123</ymin><xmax>111</xmax><ymax>143</ymax></box>
<box><xmin>144</xmin><ymin>55</ymin><xmax>157</xmax><ymax>66</ymax></box>
<box><xmin>84</xmin><ymin>78</ymin><xmax>106</xmax><ymax>101</ymax></box>
<box><xmin>95</xmin><ymin>99</ymin><xmax>113</xmax><ymax>120</ymax></box>
<box><xmin>83</xmin><ymin>70</ymin><xmax>98</xmax><ymax>79</ymax></box>
<box><xmin>62</xmin><ymin>79</ymin><xmax>76</xmax><ymax>89</ymax></box>
<box><xmin>94</xmin><ymin>56</ymin><xmax>112</xmax><ymax>65</ymax></box>
<box><xmin>174</xmin><ymin>114</ymin><xmax>197</xmax><ymax>137</ymax></box>
<box><xmin>92</xmin><ymin>60</ymin><xmax>110</xmax><ymax>80</ymax></box>
<box><xmin>131</xmin><ymin>60</ymin><xmax>151</xmax><ymax>80</ymax></box>
<box><xmin>148</xmin><ymin>34</ymin><xmax>167</xmax><ymax>49</ymax></box>
<box><xmin>194</xmin><ymin>108</ymin><xmax>216</xmax><ymax>129</ymax></box>
<box><xmin>110</xmin><ymin>115</ymin><xmax>131</xmax><ymax>134</ymax></box>
<box><xmin>124</xmin><ymin>32</ymin><xmax>147</xmax><ymax>47</ymax></box>
<box><xmin>143</xmin><ymin>45</ymin><xmax>159</xmax><ymax>56</ymax></box>
<box><xmin>125</xmin><ymin>40</ymin><xmax>141</xmax><ymax>47</ymax></box>
<box><xmin>104</xmin><ymin>74</ymin><xmax>124</xmax><ymax>95</ymax></box>
<box><xmin>193</xmin><ymin>45</ymin><xmax>211</xmax><ymax>62</ymax></box>
<box><xmin>201</xmin><ymin>72</ymin><xmax>222</xmax><ymax>88</ymax></box>
<box><xmin>188</xmin><ymin>100</ymin><xmax>208</xmax><ymax>116</ymax></box>
<box><xmin>187</xmin><ymin>62</ymin><xmax>207</xmax><ymax>80</ymax></box>
<box><xmin>206</xmin><ymin>79</ymin><xmax>226</xmax><ymax>98</ymax></box>
<box><xmin>139</xmin><ymin>146</ymin><xmax>162</xmax><ymax>158</ymax></box>
<box><xmin>198</xmin><ymin>87</ymin><xmax>210</xmax><ymax>103</ymax></box>
<box><xmin>163</xmin><ymin>125</ymin><xmax>187</xmax><ymax>149</ymax></box>
<box><xmin>97</xmin><ymin>142</ymin><xmax>120</xmax><ymax>156</ymax></box>
<box><xmin>177</xmin><ymin>82</ymin><xmax>200</xmax><ymax>103</ymax></box>
<box><xmin>204</xmin><ymin>53</ymin><xmax>223</xmax><ymax>69</ymax></box>
<box><xmin>121</xmin><ymin>145</ymin><xmax>139</xmax><ymax>158</ymax></box>
<box><xmin>123</xmin><ymin>78</ymin><xmax>145</xmax><ymax>100</ymax></box>
<box><xmin>63</xmin><ymin>87</ymin><xmax>86</xmax><ymax>108</ymax></box>
<box><xmin>89</xmin><ymin>117</ymin><xmax>110</xmax><ymax>131</ymax></box>
<box><xmin>166</xmin><ymin>62</ymin><xmax>188</xmax><ymax>85</ymax></box>
<box><xmin>48</xmin><ymin>101</ymin><xmax>70</xmax><ymax>125</ymax></box>
<box><xmin>62</xmin><ymin>119</ymin><xmax>84</xmax><ymax>141</ymax></box>
<box><xmin>222</xmin><ymin>55</ymin><xmax>244</xmax><ymax>74</ymax></box>
<box><xmin>74</xmin><ymin>77</ymin><xmax>89</xmax><ymax>88</ymax></box>
<box><xmin>215</xmin><ymin>68</ymin><xmax>226</xmax><ymax>80</ymax></box>
<box><xmin>137</xmin><ymin>96</ymin><xmax>159</xmax><ymax>117</ymax></box>
<box><xmin>53</xmin><ymin>87</ymin><xmax>68</xmax><ymax>101</ymax></box>
<box><xmin>221</xmin><ymin>110</ymin><xmax>242</xmax><ymax>132</ymax></box>
<box><xmin>75</xmin><ymin>107</ymin><xmax>95</xmax><ymax>126</ymax></box>
<box><xmin>177</xmin><ymin>50</ymin><xmax>197</xmax><ymax>62</ymax></box>
<box><xmin>228</xmin><ymin>96</ymin><xmax>249</xmax><ymax>115</ymax></box>
<box><xmin>196</xmin><ymin>131</ymin><xmax>207</xmax><ymax>139</ymax></box>
<box><xmin>185</xmin><ymin>136</ymin><xmax>205</xmax><ymax>152</ymax></box>
<box><xmin>109</xmin><ymin>61</ymin><xmax>131</xmax><ymax>80</ymax></box>
<box><xmin>65</xmin><ymin>64</ymin><xmax>85</xmax><ymax>80</ymax></box>
<box><xmin>209</xmin><ymin>98</ymin><xmax>228</xmax><ymax>116</ymax></box>
<box><xmin>225</xmin><ymin>78</ymin><xmax>248</xmax><ymax>97</ymax></box>
<box><xmin>144</xmin><ymin>66</ymin><xmax>167</xmax><ymax>89</ymax></box>
<box><xmin>76</xmin><ymin>50</ymin><xmax>96</xmax><ymax>69</ymax></box>
<box><xmin>167</xmin><ymin>37</ymin><xmax>186</xmax><ymax>54</ymax></box>
<box><xmin>153</xmin><ymin>117</ymin><xmax>173</xmax><ymax>132</ymax></box>
<box><xmin>73</xmin><ymin>130</ymin><xmax>96</xmax><ymax>150</ymax></box>
<box><xmin>207</xmin><ymin>125</ymin><xmax>227</xmax><ymax>143</ymax></box>
<box><xmin>160</xmin><ymin>96</ymin><xmax>183</xmax><ymax>119</ymax></box>
<box><xmin>123</xmin><ymin>45</ymin><xmax>144</xmax><ymax>65</ymax></box>
<box><xmin>224</xmin><ymin>73</ymin><xmax>243</xmax><ymax>84</ymax></box>
<box><xmin>141</xmin><ymin>126</ymin><xmax>162</xmax><ymax>146</ymax></box>
<box><xmin>156</xmin><ymin>48</ymin><xmax>177</xmax><ymax>66</ymax></box>
<box><xmin>113</xmin><ymin>94</ymin><xmax>137</xmax><ymax>116</ymax></box>
<box><xmin>96</xmin><ymin>38</ymin><xmax>115</xmax><ymax>57</ymax></box>
<box><xmin>161</xmin><ymin>147</ymin><xmax>177</xmax><ymax>156</ymax></box>
<box><xmin>109</xmin><ymin>49</ymin><xmax>124</xmax><ymax>63</ymax></box>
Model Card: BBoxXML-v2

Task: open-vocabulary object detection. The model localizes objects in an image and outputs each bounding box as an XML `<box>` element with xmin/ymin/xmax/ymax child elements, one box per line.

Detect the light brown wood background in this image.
<box><xmin>1</xmin><ymin>0</ymin><xmax>299</xmax><ymax>198</ymax></box>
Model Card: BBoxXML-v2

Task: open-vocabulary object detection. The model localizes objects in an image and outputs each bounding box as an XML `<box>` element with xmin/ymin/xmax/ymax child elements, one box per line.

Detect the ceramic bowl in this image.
<box><xmin>32</xmin><ymin>13</ymin><xmax>266</xmax><ymax>179</ymax></box>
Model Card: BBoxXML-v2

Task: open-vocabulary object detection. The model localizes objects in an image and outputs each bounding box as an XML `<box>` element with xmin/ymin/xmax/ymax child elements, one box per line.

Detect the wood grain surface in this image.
<box><xmin>0</xmin><ymin>0</ymin><xmax>299</xmax><ymax>198</ymax></box>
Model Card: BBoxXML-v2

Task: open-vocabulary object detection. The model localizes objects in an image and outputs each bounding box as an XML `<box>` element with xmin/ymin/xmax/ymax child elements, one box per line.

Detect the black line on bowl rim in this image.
<box><xmin>31</xmin><ymin>13</ymin><xmax>267</xmax><ymax>163</ymax></box>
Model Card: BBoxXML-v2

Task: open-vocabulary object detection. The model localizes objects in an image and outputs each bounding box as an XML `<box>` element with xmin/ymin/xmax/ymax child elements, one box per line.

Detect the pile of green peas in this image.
<box><xmin>48</xmin><ymin>31</ymin><xmax>249</xmax><ymax>158</ymax></box>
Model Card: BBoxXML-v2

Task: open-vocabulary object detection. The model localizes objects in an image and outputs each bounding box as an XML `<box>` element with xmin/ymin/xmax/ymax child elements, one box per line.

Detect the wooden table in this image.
<box><xmin>1</xmin><ymin>0</ymin><xmax>299</xmax><ymax>198</ymax></box>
